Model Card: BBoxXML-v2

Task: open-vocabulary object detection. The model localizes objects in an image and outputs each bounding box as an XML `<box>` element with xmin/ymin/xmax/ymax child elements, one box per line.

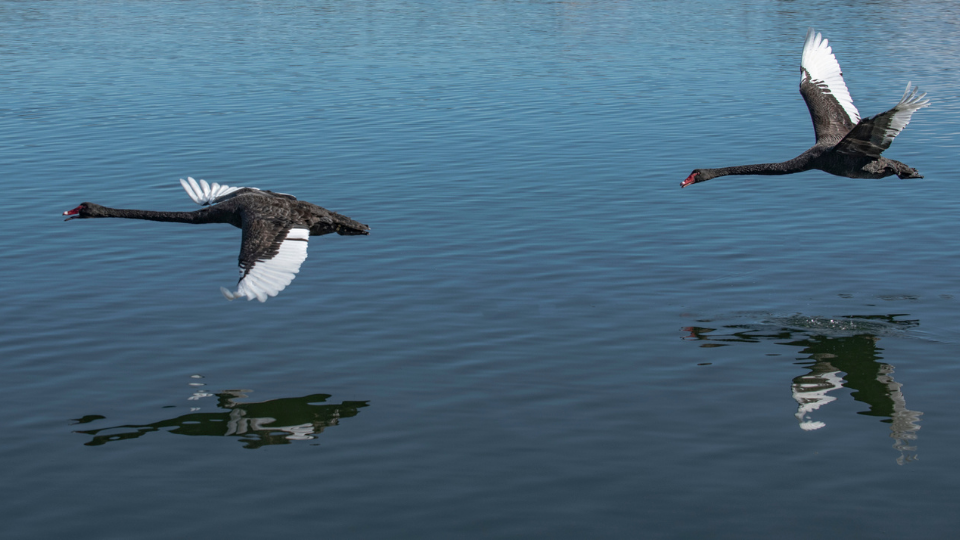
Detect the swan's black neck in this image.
<box><xmin>700</xmin><ymin>153</ymin><xmax>815</xmax><ymax>181</ymax></box>
<box><xmin>91</xmin><ymin>206</ymin><xmax>225</xmax><ymax>224</ymax></box>
<box><xmin>707</xmin><ymin>162</ymin><xmax>801</xmax><ymax>178</ymax></box>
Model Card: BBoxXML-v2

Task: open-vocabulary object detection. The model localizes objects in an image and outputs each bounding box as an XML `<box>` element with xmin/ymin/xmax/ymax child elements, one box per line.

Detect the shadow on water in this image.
<box><xmin>72</xmin><ymin>390</ymin><xmax>369</xmax><ymax>449</ymax></box>
<box><xmin>683</xmin><ymin>314</ymin><xmax>922</xmax><ymax>465</ymax></box>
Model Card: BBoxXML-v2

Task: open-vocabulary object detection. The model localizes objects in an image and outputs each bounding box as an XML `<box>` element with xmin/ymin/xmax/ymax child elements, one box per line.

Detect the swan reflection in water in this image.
<box><xmin>683</xmin><ymin>314</ymin><xmax>922</xmax><ymax>464</ymax></box>
<box><xmin>73</xmin><ymin>390</ymin><xmax>369</xmax><ymax>449</ymax></box>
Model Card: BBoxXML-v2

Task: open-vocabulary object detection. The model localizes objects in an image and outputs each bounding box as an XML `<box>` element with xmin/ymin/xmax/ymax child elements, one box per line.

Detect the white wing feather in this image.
<box><xmin>179</xmin><ymin>177</ymin><xmax>246</xmax><ymax>206</ymax></box>
<box><xmin>801</xmin><ymin>29</ymin><xmax>860</xmax><ymax>125</ymax></box>
<box><xmin>220</xmin><ymin>228</ymin><xmax>310</xmax><ymax>302</ymax></box>
<box><xmin>881</xmin><ymin>83</ymin><xmax>930</xmax><ymax>147</ymax></box>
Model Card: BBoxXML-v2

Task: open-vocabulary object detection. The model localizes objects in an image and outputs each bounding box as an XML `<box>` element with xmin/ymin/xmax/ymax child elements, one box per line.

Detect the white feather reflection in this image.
<box><xmin>683</xmin><ymin>313</ymin><xmax>923</xmax><ymax>464</ymax></box>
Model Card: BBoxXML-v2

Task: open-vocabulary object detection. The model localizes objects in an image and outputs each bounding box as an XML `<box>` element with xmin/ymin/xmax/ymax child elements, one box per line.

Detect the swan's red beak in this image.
<box><xmin>680</xmin><ymin>172</ymin><xmax>698</xmax><ymax>188</ymax></box>
<box><xmin>63</xmin><ymin>205</ymin><xmax>83</xmax><ymax>221</ymax></box>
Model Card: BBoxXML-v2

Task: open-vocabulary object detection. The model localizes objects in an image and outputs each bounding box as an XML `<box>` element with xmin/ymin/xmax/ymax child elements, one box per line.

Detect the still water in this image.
<box><xmin>3</xmin><ymin>0</ymin><xmax>960</xmax><ymax>537</ymax></box>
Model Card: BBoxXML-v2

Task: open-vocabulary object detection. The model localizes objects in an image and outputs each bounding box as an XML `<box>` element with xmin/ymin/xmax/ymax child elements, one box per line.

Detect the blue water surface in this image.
<box><xmin>3</xmin><ymin>0</ymin><xmax>960</xmax><ymax>538</ymax></box>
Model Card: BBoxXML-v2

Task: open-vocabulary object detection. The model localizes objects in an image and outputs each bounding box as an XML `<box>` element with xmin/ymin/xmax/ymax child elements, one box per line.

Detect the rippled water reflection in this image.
<box><xmin>684</xmin><ymin>314</ymin><xmax>923</xmax><ymax>464</ymax></box>
<box><xmin>73</xmin><ymin>381</ymin><xmax>368</xmax><ymax>449</ymax></box>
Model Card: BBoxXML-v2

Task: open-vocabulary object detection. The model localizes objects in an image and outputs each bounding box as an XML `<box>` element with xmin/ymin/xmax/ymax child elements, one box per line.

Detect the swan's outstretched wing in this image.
<box><xmin>180</xmin><ymin>177</ymin><xmax>298</xmax><ymax>205</ymax></box>
<box><xmin>800</xmin><ymin>29</ymin><xmax>861</xmax><ymax>143</ymax></box>
<box><xmin>834</xmin><ymin>84</ymin><xmax>930</xmax><ymax>158</ymax></box>
<box><xmin>180</xmin><ymin>177</ymin><xmax>255</xmax><ymax>206</ymax></box>
<box><xmin>221</xmin><ymin>222</ymin><xmax>310</xmax><ymax>302</ymax></box>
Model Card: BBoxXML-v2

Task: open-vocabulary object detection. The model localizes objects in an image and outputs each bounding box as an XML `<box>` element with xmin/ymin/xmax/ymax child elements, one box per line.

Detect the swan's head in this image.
<box><xmin>63</xmin><ymin>202</ymin><xmax>105</xmax><ymax>220</ymax></box>
<box><xmin>681</xmin><ymin>170</ymin><xmax>703</xmax><ymax>188</ymax></box>
<box><xmin>681</xmin><ymin>169</ymin><xmax>719</xmax><ymax>188</ymax></box>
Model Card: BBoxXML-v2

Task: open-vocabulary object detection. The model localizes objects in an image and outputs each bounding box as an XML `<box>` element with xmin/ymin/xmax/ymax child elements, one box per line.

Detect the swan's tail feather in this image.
<box><xmin>329</xmin><ymin>211</ymin><xmax>371</xmax><ymax>236</ymax></box>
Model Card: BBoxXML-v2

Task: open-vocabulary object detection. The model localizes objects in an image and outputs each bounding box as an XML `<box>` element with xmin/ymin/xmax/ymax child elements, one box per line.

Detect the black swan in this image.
<box><xmin>63</xmin><ymin>178</ymin><xmax>369</xmax><ymax>302</ymax></box>
<box><xmin>682</xmin><ymin>29</ymin><xmax>930</xmax><ymax>188</ymax></box>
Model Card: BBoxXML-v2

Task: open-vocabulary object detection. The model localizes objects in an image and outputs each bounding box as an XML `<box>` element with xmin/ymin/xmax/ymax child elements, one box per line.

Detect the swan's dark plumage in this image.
<box><xmin>63</xmin><ymin>178</ymin><xmax>369</xmax><ymax>302</ymax></box>
<box><xmin>682</xmin><ymin>29</ymin><xmax>929</xmax><ymax>188</ymax></box>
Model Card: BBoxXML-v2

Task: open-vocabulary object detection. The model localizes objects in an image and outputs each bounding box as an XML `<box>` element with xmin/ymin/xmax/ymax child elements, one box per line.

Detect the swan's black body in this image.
<box><xmin>682</xmin><ymin>29</ymin><xmax>929</xmax><ymax>188</ymax></box>
<box><xmin>64</xmin><ymin>184</ymin><xmax>369</xmax><ymax>302</ymax></box>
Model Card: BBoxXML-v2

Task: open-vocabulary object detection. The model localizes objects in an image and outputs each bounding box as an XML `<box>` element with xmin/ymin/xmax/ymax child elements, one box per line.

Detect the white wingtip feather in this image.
<box><xmin>900</xmin><ymin>82</ymin><xmax>930</xmax><ymax>109</ymax></box>
<box><xmin>800</xmin><ymin>28</ymin><xmax>860</xmax><ymax>125</ymax></box>
<box><xmin>224</xmin><ymin>227</ymin><xmax>310</xmax><ymax>303</ymax></box>
<box><xmin>179</xmin><ymin>178</ymin><xmax>202</xmax><ymax>205</ymax></box>
<box><xmin>188</xmin><ymin>177</ymin><xmax>203</xmax><ymax>199</ymax></box>
<box><xmin>874</xmin><ymin>82</ymin><xmax>931</xmax><ymax>147</ymax></box>
<box><xmin>180</xmin><ymin>177</ymin><xmax>245</xmax><ymax>206</ymax></box>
